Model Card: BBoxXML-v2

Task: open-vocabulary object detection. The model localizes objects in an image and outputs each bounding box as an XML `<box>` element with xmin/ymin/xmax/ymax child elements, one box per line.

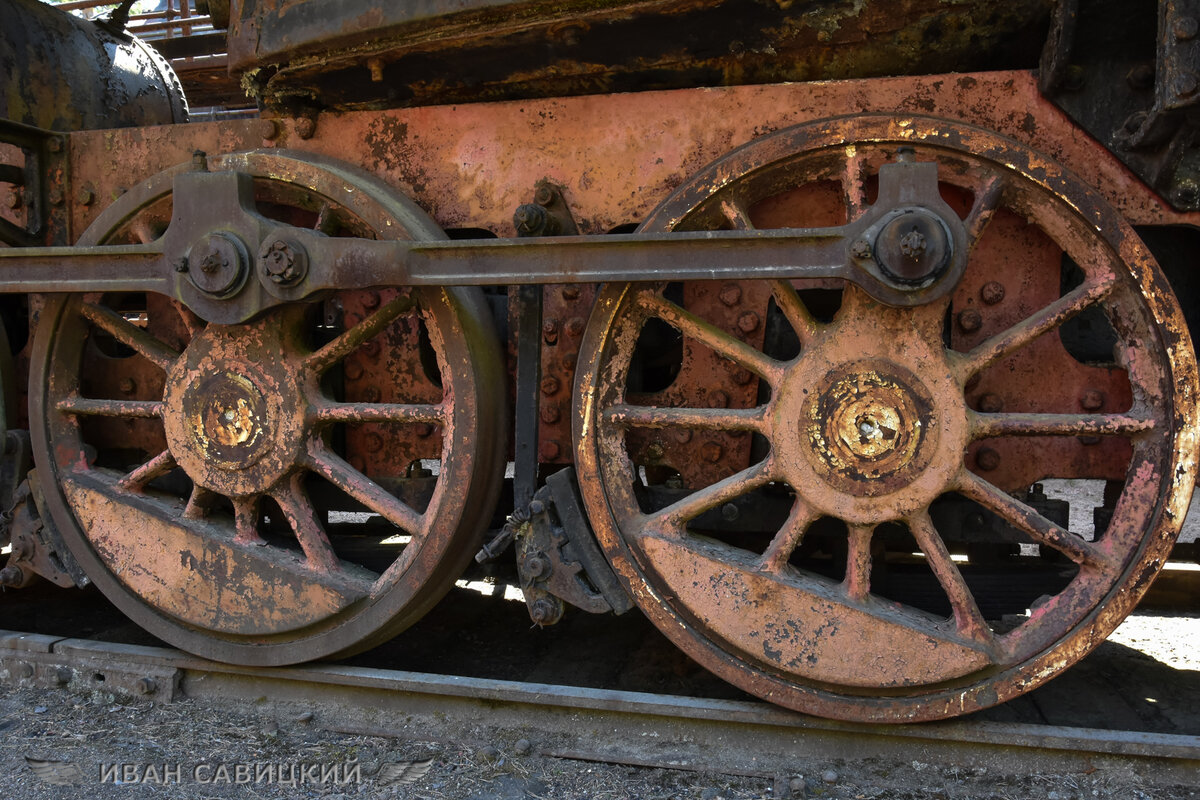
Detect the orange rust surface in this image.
<box><xmin>68</xmin><ymin>72</ymin><xmax>1198</xmax><ymax>242</ymax></box>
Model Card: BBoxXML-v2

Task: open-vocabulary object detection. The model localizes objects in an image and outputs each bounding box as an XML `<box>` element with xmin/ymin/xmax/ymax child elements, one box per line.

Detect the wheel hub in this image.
<box><xmin>186</xmin><ymin>371</ymin><xmax>270</xmax><ymax>467</ymax></box>
<box><xmin>162</xmin><ymin>321</ymin><xmax>305</xmax><ymax>497</ymax></box>
<box><xmin>803</xmin><ymin>362</ymin><xmax>935</xmax><ymax>496</ymax></box>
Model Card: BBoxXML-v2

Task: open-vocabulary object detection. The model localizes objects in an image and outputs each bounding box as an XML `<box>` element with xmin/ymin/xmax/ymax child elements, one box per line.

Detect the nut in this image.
<box><xmin>540</xmin><ymin>376</ymin><xmax>560</xmax><ymax>396</ymax></box>
<box><xmin>259</xmin><ymin>238</ymin><xmax>308</xmax><ymax>285</ymax></box>
<box><xmin>737</xmin><ymin>311</ymin><xmax>760</xmax><ymax>333</ymax></box>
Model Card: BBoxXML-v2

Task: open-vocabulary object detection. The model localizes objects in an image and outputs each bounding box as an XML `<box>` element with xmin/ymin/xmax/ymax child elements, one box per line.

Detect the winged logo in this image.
<box><xmin>377</xmin><ymin>757</ymin><xmax>434</xmax><ymax>787</ymax></box>
<box><xmin>25</xmin><ymin>756</ymin><xmax>84</xmax><ymax>786</ymax></box>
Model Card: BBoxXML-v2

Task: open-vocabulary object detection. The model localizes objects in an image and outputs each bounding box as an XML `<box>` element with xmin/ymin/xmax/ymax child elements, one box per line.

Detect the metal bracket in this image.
<box><xmin>0</xmin><ymin>473</ymin><xmax>88</xmax><ymax>589</ymax></box>
<box><xmin>517</xmin><ymin>468</ymin><xmax>633</xmax><ymax>625</ymax></box>
<box><xmin>0</xmin><ymin>119</ymin><xmax>69</xmax><ymax>246</ymax></box>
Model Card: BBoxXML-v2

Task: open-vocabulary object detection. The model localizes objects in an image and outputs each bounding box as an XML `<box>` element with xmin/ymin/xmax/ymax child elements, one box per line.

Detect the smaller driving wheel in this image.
<box><xmin>30</xmin><ymin>151</ymin><xmax>506</xmax><ymax>665</ymax></box>
<box><xmin>574</xmin><ymin>115</ymin><xmax>1197</xmax><ymax>721</ymax></box>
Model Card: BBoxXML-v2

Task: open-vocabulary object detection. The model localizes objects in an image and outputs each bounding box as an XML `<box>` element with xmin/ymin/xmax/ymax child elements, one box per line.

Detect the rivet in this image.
<box><xmin>539</xmin><ymin>439</ymin><xmax>561</xmax><ymax>460</ymax></box>
<box><xmin>362</xmin><ymin>290</ymin><xmax>381</xmax><ymax>309</ymax></box>
<box><xmin>118</xmin><ymin>377</ymin><xmax>137</xmax><ymax>395</ymax></box>
<box><xmin>709</xmin><ymin>390</ymin><xmax>729</xmax><ymax>408</ymax></box>
<box><xmin>957</xmin><ymin>308</ymin><xmax>982</xmax><ymax>333</ymax></box>
<box><xmin>1080</xmin><ymin>389</ymin><xmax>1104</xmax><ymax>411</ymax></box>
<box><xmin>561</xmin><ymin>286</ymin><xmax>581</xmax><ymax>301</ymax></box>
<box><xmin>415</xmin><ymin>423</ymin><xmax>435</xmax><ymax>438</ymax></box>
<box><xmin>976</xmin><ymin>447</ymin><xmax>1001</xmax><ymax>471</ymax></box>
<box><xmin>566</xmin><ymin>317</ymin><xmax>585</xmax><ymax>338</ymax></box>
<box><xmin>540</xmin><ymin>405</ymin><xmax>561</xmax><ymax>424</ymax></box>
<box><xmin>701</xmin><ymin>442</ymin><xmax>723</xmax><ymax>463</ymax></box>
<box><xmin>980</xmin><ymin>281</ymin><xmax>1005</xmax><ymax>305</ymax></box>
<box><xmin>1175</xmin><ymin>15</ymin><xmax>1199</xmax><ymax>39</ymax></box>
<box><xmin>736</xmin><ymin>311</ymin><xmax>760</xmax><ymax>333</ymax></box>
<box><xmin>295</xmin><ymin>117</ymin><xmax>317</xmax><ymax>140</ymax></box>
<box><xmin>719</xmin><ymin>284</ymin><xmax>742</xmax><ymax>306</ymax></box>
<box><xmin>645</xmin><ymin>442</ymin><xmax>664</xmax><ymax>460</ymax></box>
<box><xmin>253</xmin><ymin>119</ymin><xmax>279</xmax><ymax>141</ymax></box>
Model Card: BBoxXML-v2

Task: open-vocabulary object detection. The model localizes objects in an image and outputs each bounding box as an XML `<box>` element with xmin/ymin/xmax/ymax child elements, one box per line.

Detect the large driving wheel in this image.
<box><xmin>30</xmin><ymin>151</ymin><xmax>506</xmax><ymax>665</ymax></box>
<box><xmin>574</xmin><ymin>115</ymin><xmax>1197</xmax><ymax>721</ymax></box>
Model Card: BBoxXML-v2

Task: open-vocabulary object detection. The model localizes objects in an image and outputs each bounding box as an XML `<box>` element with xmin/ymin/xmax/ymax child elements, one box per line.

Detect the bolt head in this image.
<box><xmin>1176</xmin><ymin>15</ymin><xmax>1199</xmax><ymax>39</ymax></box>
<box><xmin>645</xmin><ymin>442</ymin><xmax>665</xmax><ymax>460</ymax></box>
<box><xmin>850</xmin><ymin>239</ymin><xmax>873</xmax><ymax>260</ymax></box>
<box><xmin>540</xmin><ymin>376</ymin><xmax>560</xmax><ymax>396</ymax></box>
<box><xmin>118</xmin><ymin>377</ymin><xmax>137</xmax><ymax>395</ymax></box>
<box><xmin>525</xmin><ymin>555</ymin><xmax>548</xmax><ymax>578</ymax></box>
<box><xmin>135</xmin><ymin>677</ymin><xmax>157</xmax><ymax>695</ymax></box>
<box><xmin>719</xmin><ymin>284</ymin><xmax>743</xmax><ymax>306</ymax></box>
<box><xmin>561</xmin><ymin>286</ymin><xmax>581</xmax><ymax>301</ymax></box>
<box><xmin>539</xmin><ymin>439</ymin><xmax>561</xmax><ymax>460</ymax></box>
<box><xmin>77</xmin><ymin>188</ymin><xmax>94</xmax><ymax>206</ymax></box>
<box><xmin>540</xmin><ymin>404</ymin><xmax>561</xmax><ymax>424</ymax></box>
<box><xmin>701</xmin><ymin>442</ymin><xmax>723</xmax><ymax>462</ymax></box>
<box><xmin>1080</xmin><ymin>389</ymin><xmax>1104</xmax><ymax>411</ymax></box>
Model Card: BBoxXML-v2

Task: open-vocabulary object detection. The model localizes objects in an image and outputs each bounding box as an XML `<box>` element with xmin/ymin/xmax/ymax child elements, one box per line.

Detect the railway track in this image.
<box><xmin>2</xmin><ymin>582</ymin><xmax>1197</xmax><ymax>787</ymax></box>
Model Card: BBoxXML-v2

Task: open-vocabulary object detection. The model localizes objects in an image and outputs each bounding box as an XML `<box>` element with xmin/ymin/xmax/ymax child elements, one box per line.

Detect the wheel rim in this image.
<box><xmin>30</xmin><ymin>151</ymin><xmax>506</xmax><ymax>665</ymax></box>
<box><xmin>574</xmin><ymin>115</ymin><xmax>1198</xmax><ymax>721</ymax></box>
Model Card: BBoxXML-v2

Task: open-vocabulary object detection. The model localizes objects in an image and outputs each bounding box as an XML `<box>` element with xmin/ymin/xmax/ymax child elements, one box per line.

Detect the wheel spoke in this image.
<box><xmin>971</xmin><ymin>411</ymin><xmax>1155</xmax><ymax>440</ymax></box>
<box><xmin>232</xmin><ymin>496</ymin><xmax>264</xmax><ymax>545</ymax></box>
<box><xmin>304</xmin><ymin>293</ymin><xmax>416</xmax><ymax>376</ymax></box>
<box><xmin>964</xmin><ymin>174</ymin><xmax>1005</xmax><ymax>248</ymax></box>
<box><xmin>182</xmin><ymin>485</ymin><xmax>219</xmax><ymax>520</ymax></box>
<box><xmin>305</xmin><ymin>444</ymin><xmax>426</xmax><ymax>537</ymax></box>
<box><xmin>757</xmin><ymin>497</ymin><xmax>819</xmax><ymax>573</ymax></box>
<box><xmin>953</xmin><ymin>275</ymin><xmax>1116</xmax><ymax>381</ymax></box>
<box><xmin>769</xmin><ymin>279</ymin><xmax>821</xmax><ymax>347</ymax></box>
<box><xmin>842</xmin><ymin>523</ymin><xmax>875</xmax><ymax>602</ymax></box>
<box><xmin>907</xmin><ymin>512</ymin><xmax>994</xmax><ymax>647</ymax></box>
<box><xmin>118</xmin><ymin>450</ymin><xmax>176</xmax><ymax>492</ymax></box>
<box><xmin>719</xmin><ymin>197</ymin><xmax>755</xmax><ymax>230</ymax></box>
<box><xmin>56</xmin><ymin>395</ymin><xmax>162</xmax><ymax>418</ymax></box>
<box><xmin>641</xmin><ymin>459</ymin><xmax>774</xmax><ymax>534</ymax></box>
<box><xmin>78</xmin><ymin>302</ymin><xmax>180</xmax><ymax>373</ymax></box>
<box><xmin>308</xmin><ymin>401</ymin><xmax>445</xmax><ymax>426</ymax></box>
<box><xmin>636</xmin><ymin>290</ymin><xmax>784</xmax><ymax>383</ymax></box>
<box><xmin>955</xmin><ymin>471</ymin><xmax>1111</xmax><ymax>570</ymax></box>
<box><xmin>602</xmin><ymin>403</ymin><xmax>769</xmax><ymax>434</ymax></box>
<box><xmin>272</xmin><ymin>475</ymin><xmax>341</xmax><ymax>573</ymax></box>
<box><xmin>840</xmin><ymin>149</ymin><xmax>869</xmax><ymax>220</ymax></box>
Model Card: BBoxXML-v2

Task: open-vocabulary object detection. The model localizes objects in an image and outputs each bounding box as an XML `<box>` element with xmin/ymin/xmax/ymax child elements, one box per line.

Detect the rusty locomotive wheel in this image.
<box><xmin>29</xmin><ymin>151</ymin><xmax>506</xmax><ymax>665</ymax></box>
<box><xmin>573</xmin><ymin>115</ymin><xmax>1198</xmax><ymax>722</ymax></box>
